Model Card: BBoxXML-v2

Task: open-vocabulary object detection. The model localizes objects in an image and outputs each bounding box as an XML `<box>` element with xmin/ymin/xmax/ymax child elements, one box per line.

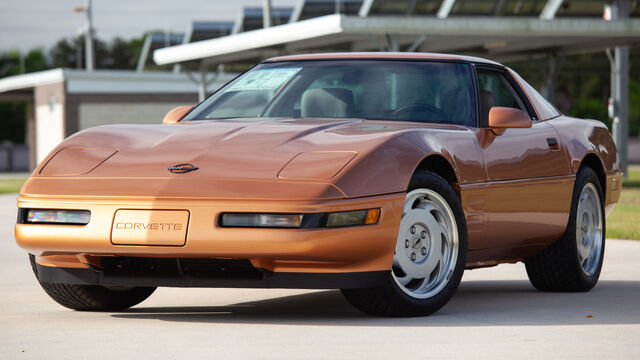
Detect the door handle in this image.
<box><xmin>546</xmin><ymin>137</ymin><xmax>559</xmax><ymax>149</ymax></box>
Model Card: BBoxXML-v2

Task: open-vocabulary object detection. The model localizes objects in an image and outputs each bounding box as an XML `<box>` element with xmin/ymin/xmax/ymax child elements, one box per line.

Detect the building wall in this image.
<box><xmin>78</xmin><ymin>102</ymin><xmax>192</xmax><ymax>129</ymax></box>
<box><xmin>0</xmin><ymin>143</ymin><xmax>29</xmax><ymax>172</ymax></box>
<box><xmin>34</xmin><ymin>82</ymin><xmax>65</xmax><ymax>165</ymax></box>
<box><xmin>66</xmin><ymin>93</ymin><xmax>199</xmax><ymax>134</ymax></box>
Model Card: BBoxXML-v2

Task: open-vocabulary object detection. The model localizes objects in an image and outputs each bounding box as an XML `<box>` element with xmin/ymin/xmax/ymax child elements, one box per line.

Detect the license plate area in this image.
<box><xmin>111</xmin><ymin>210</ymin><xmax>189</xmax><ymax>246</ymax></box>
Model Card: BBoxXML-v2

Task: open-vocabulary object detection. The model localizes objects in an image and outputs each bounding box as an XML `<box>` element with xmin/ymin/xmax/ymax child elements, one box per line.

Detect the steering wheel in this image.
<box><xmin>391</xmin><ymin>103</ymin><xmax>448</xmax><ymax>122</ymax></box>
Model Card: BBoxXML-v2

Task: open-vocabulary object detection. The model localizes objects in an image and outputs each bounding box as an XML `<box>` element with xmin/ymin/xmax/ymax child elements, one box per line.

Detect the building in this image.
<box><xmin>0</xmin><ymin>69</ymin><xmax>233</xmax><ymax>170</ymax></box>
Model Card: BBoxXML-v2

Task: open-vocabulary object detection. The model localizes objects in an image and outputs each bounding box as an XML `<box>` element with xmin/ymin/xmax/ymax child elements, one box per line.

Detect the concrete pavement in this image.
<box><xmin>1</xmin><ymin>193</ymin><xmax>639</xmax><ymax>359</ymax></box>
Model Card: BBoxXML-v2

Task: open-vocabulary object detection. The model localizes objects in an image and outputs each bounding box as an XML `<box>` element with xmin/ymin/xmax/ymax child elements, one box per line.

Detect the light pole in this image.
<box><xmin>74</xmin><ymin>0</ymin><xmax>95</xmax><ymax>71</ymax></box>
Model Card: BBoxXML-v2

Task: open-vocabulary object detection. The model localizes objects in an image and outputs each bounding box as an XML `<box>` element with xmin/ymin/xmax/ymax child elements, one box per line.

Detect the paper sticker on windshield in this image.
<box><xmin>226</xmin><ymin>68</ymin><xmax>301</xmax><ymax>92</ymax></box>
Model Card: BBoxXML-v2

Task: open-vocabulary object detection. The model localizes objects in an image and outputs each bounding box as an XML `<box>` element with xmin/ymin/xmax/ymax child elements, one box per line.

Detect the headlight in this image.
<box><xmin>21</xmin><ymin>209</ymin><xmax>91</xmax><ymax>225</ymax></box>
<box><xmin>278</xmin><ymin>151</ymin><xmax>357</xmax><ymax>180</ymax></box>
<box><xmin>220</xmin><ymin>213</ymin><xmax>302</xmax><ymax>228</ymax></box>
<box><xmin>326</xmin><ymin>209</ymin><xmax>380</xmax><ymax>227</ymax></box>
<box><xmin>39</xmin><ymin>147</ymin><xmax>117</xmax><ymax>176</ymax></box>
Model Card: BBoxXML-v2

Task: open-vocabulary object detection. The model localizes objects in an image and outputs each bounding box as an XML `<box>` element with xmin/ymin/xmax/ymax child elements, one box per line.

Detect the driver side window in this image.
<box><xmin>477</xmin><ymin>70</ymin><xmax>526</xmax><ymax>127</ymax></box>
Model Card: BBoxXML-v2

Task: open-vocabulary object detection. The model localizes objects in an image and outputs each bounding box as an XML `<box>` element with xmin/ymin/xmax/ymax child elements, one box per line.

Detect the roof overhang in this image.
<box><xmin>154</xmin><ymin>14</ymin><xmax>640</xmax><ymax>66</ymax></box>
<box><xmin>0</xmin><ymin>68</ymin><xmax>65</xmax><ymax>95</ymax></box>
<box><xmin>0</xmin><ymin>68</ymin><xmax>236</xmax><ymax>100</ymax></box>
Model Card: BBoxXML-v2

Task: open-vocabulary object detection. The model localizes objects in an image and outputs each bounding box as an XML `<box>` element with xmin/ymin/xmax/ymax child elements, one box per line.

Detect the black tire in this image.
<box><xmin>341</xmin><ymin>171</ymin><xmax>468</xmax><ymax>317</ymax></box>
<box><xmin>524</xmin><ymin>167</ymin><xmax>605</xmax><ymax>292</ymax></box>
<box><xmin>29</xmin><ymin>254</ymin><xmax>156</xmax><ymax>311</ymax></box>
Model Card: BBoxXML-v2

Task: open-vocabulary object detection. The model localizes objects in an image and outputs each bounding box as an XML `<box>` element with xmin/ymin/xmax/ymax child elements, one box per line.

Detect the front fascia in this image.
<box><xmin>15</xmin><ymin>193</ymin><xmax>404</xmax><ymax>274</ymax></box>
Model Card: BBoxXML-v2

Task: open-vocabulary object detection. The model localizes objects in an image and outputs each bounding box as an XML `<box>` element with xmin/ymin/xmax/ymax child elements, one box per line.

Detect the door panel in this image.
<box><xmin>475</xmin><ymin>68</ymin><xmax>572</xmax><ymax>249</ymax></box>
<box><xmin>483</xmin><ymin>122</ymin><xmax>569</xmax><ymax>180</ymax></box>
<box><xmin>478</xmin><ymin>123</ymin><xmax>572</xmax><ymax>249</ymax></box>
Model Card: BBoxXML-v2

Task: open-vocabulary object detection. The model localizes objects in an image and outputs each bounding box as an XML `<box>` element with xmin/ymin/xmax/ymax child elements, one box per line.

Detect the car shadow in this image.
<box><xmin>111</xmin><ymin>280</ymin><xmax>640</xmax><ymax>327</ymax></box>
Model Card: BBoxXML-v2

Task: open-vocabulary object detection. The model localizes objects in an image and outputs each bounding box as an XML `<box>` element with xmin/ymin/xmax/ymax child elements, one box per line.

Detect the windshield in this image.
<box><xmin>184</xmin><ymin>60</ymin><xmax>477</xmax><ymax>126</ymax></box>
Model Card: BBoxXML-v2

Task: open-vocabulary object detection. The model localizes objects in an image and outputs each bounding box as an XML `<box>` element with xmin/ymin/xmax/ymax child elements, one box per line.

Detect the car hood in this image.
<box><xmin>27</xmin><ymin>118</ymin><xmax>467</xmax><ymax>199</ymax></box>
<box><xmin>41</xmin><ymin>118</ymin><xmax>381</xmax><ymax>178</ymax></box>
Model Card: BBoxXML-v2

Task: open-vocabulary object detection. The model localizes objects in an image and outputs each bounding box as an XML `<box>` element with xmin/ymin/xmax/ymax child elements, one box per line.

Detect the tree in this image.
<box><xmin>49</xmin><ymin>35</ymin><xmax>143</xmax><ymax>70</ymax></box>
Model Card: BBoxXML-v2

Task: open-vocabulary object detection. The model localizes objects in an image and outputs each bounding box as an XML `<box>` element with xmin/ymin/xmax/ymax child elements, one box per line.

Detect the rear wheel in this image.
<box><xmin>525</xmin><ymin>167</ymin><xmax>605</xmax><ymax>291</ymax></box>
<box><xmin>29</xmin><ymin>254</ymin><xmax>156</xmax><ymax>311</ymax></box>
<box><xmin>341</xmin><ymin>171</ymin><xmax>467</xmax><ymax>317</ymax></box>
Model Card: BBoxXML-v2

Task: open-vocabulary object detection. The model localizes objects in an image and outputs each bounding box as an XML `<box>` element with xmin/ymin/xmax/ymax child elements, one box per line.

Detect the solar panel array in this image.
<box><xmin>233</xmin><ymin>7</ymin><xmax>294</xmax><ymax>33</ymax></box>
<box><xmin>189</xmin><ymin>22</ymin><xmax>234</xmax><ymax>42</ymax></box>
<box><xmin>137</xmin><ymin>32</ymin><xmax>184</xmax><ymax>71</ymax></box>
<box><xmin>363</xmin><ymin>0</ymin><xmax>443</xmax><ymax>16</ymax></box>
<box><xmin>291</xmin><ymin>0</ymin><xmax>363</xmax><ymax>21</ymax></box>
<box><xmin>149</xmin><ymin>32</ymin><xmax>184</xmax><ymax>47</ymax></box>
<box><xmin>180</xmin><ymin>0</ymin><xmax>639</xmax><ymax>45</ymax></box>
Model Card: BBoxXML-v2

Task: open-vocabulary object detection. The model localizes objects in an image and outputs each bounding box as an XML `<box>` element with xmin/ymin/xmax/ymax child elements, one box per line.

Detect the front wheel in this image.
<box><xmin>524</xmin><ymin>167</ymin><xmax>605</xmax><ymax>292</ymax></box>
<box><xmin>341</xmin><ymin>171</ymin><xmax>467</xmax><ymax>317</ymax></box>
<box><xmin>29</xmin><ymin>254</ymin><xmax>156</xmax><ymax>311</ymax></box>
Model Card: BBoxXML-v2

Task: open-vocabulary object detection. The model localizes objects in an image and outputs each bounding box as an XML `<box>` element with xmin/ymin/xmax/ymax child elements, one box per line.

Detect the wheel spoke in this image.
<box><xmin>403</xmin><ymin>193</ymin><xmax>423</xmax><ymax>214</ymax></box>
<box><xmin>395</xmin><ymin>275</ymin><xmax>413</xmax><ymax>286</ymax></box>
<box><xmin>417</xmin><ymin>211</ymin><xmax>444</xmax><ymax>277</ymax></box>
<box><xmin>418</xmin><ymin>203</ymin><xmax>438</xmax><ymax>214</ymax></box>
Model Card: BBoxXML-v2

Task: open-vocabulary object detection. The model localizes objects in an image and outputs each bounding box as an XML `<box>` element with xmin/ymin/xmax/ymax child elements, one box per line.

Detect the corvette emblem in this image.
<box><xmin>168</xmin><ymin>163</ymin><xmax>199</xmax><ymax>173</ymax></box>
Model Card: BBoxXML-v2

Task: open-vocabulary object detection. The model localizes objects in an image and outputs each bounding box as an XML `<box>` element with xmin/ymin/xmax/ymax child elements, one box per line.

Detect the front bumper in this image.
<box><xmin>32</xmin><ymin>256</ymin><xmax>389</xmax><ymax>289</ymax></box>
<box><xmin>16</xmin><ymin>193</ymin><xmax>404</xmax><ymax>274</ymax></box>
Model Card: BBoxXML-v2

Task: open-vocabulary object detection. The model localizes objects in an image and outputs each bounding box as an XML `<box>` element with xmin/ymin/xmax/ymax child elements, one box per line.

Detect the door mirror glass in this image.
<box><xmin>162</xmin><ymin>105</ymin><xmax>194</xmax><ymax>124</ymax></box>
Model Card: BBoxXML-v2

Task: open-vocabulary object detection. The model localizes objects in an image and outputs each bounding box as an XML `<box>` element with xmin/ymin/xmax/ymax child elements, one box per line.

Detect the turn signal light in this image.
<box><xmin>326</xmin><ymin>208</ymin><xmax>380</xmax><ymax>227</ymax></box>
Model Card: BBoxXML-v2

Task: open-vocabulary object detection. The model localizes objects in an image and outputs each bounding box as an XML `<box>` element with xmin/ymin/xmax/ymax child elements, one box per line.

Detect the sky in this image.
<box><xmin>0</xmin><ymin>0</ymin><xmax>298</xmax><ymax>52</ymax></box>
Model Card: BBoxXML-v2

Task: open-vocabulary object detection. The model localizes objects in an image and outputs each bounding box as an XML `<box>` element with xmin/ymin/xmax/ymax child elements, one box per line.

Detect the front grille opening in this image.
<box><xmin>99</xmin><ymin>257</ymin><xmax>265</xmax><ymax>280</ymax></box>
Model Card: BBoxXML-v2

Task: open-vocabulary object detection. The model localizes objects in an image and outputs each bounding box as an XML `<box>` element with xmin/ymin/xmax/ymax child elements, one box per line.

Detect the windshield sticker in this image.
<box><xmin>226</xmin><ymin>68</ymin><xmax>302</xmax><ymax>92</ymax></box>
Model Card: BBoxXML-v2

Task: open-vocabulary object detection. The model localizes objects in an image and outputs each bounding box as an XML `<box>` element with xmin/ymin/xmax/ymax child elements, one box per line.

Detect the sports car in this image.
<box><xmin>15</xmin><ymin>53</ymin><xmax>623</xmax><ymax>316</ymax></box>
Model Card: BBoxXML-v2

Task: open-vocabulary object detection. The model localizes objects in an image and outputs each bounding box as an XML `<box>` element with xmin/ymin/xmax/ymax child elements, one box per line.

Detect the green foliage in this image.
<box><xmin>50</xmin><ymin>37</ymin><xmax>84</xmax><ymax>68</ymax></box>
<box><xmin>569</xmin><ymin>98</ymin><xmax>610</xmax><ymax>127</ymax></box>
<box><xmin>607</xmin><ymin>189</ymin><xmax>640</xmax><ymax>240</ymax></box>
<box><xmin>0</xmin><ymin>178</ymin><xmax>26</xmax><ymax>194</ymax></box>
<box><xmin>49</xmin><ymin>35</ymin><xmax>142</xmax><ymax>70</ymax></box>
<box><xmin>0</xmin><ymin>48</ymin><xmax>48</xmax><ymax>77</ymax></box>
<box><xmin>623</xmin><ymin>166</ymin><xmax>640</xmax><ymax>189</ymax></box>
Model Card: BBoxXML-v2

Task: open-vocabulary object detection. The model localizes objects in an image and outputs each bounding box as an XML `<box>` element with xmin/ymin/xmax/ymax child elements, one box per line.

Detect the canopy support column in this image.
<box><xmin>185</xmin><ymin>62</ymin><xmax>225</xmax><ymax>102</ymax></box>
<box><xmin>608</xmin><ymin>0</ymin><xmax>630</xmax><ymax>177</ymax></box>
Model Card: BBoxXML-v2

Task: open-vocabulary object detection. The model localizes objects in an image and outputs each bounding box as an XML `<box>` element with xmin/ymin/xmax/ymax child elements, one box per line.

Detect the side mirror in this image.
<box><xmin>488</xmin><ymin>107</ymin><xmax>532</xmax><ymax>135</ymax></box>
<box><xmin>162</xmin><ymin>105</ymin><xmax>194</xmax><ymax>125</ymax></box>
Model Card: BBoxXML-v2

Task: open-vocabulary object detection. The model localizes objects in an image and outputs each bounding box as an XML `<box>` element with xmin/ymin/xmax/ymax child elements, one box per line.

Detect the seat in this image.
<box><xmin>301</xmin><ymin>88</ymin><xmax>355</xmax><ymax>118</ymax></box>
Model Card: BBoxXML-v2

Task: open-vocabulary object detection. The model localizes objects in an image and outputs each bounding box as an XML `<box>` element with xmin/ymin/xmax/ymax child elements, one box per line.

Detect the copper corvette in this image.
<box><xmin>15</xmin><ymin>53</ymin><xmax>622</xmax><ymax>316</ymax></box>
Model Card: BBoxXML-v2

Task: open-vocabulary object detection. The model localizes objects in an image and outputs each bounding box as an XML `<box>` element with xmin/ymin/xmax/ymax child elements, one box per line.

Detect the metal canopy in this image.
<box><xmin>154</xmin><ymin>14</ymin><xmax>640</xmax><ymax>66</ymax></box>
